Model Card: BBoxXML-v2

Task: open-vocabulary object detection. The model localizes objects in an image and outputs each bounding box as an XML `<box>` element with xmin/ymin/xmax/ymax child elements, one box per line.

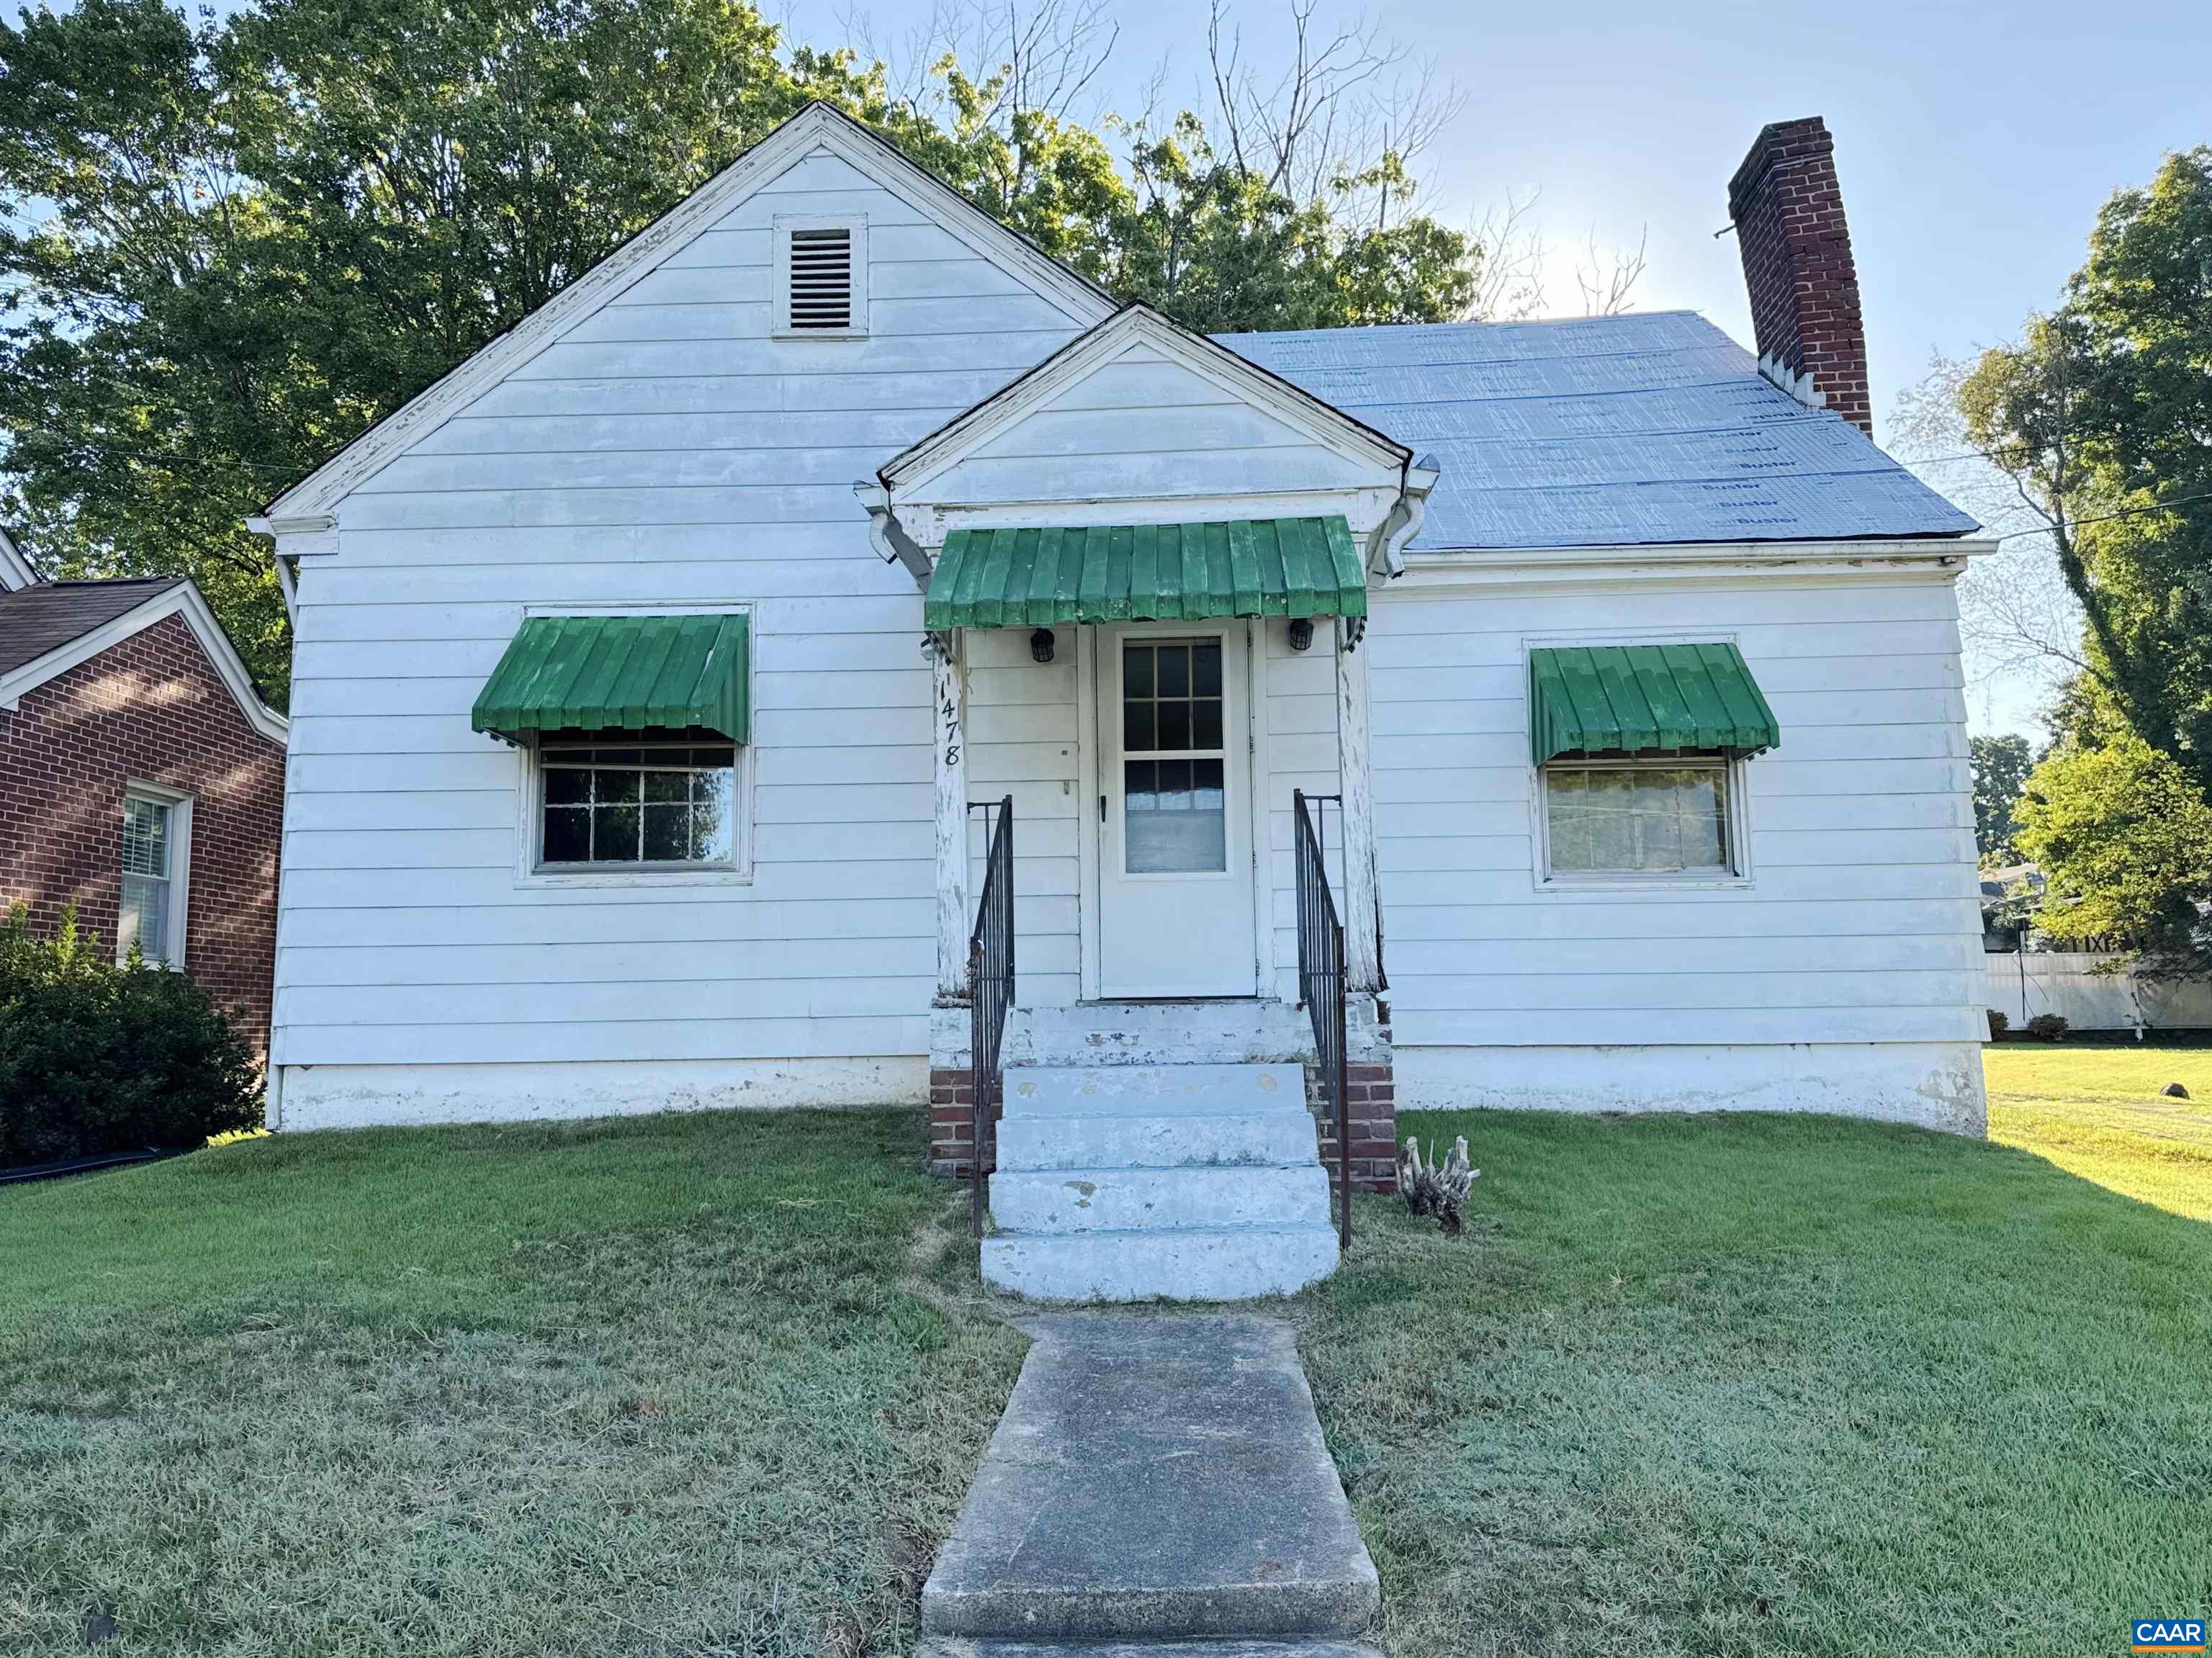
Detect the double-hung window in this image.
<box><xmin>118</xmin><ymin>787</ymin><xmax>192</xmax><ymax>965</ymax></box>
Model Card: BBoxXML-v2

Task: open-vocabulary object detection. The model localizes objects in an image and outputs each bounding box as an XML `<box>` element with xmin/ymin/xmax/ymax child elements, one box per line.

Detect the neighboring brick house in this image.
<box><xmin>0</xmin><ymin>539</ymin><xmax>289</xmax><ymax>1056</ymax></box>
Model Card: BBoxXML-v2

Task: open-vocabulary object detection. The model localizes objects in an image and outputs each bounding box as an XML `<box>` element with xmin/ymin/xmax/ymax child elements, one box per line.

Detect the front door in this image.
<box><xmin>1096</xmin><ymin>626</ymin><xmax>1257</xmax><ymax>997</ymax></box>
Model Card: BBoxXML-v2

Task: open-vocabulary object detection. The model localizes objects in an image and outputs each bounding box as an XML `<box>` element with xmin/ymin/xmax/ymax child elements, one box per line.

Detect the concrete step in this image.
<box><xmin>1004</xmin><ymin>1062</ymin><xmax>1305</xmax><ymax>1117</ymax></box>
<box><xmin>921</xmin><ymin>1316</ymin><xmax>1377</xmax><ymax>1637</ymax></box>
<box><xmin>1004</xmin><ymin>1000</ymin><xmax>1316</xmax><ymax>1068</ymax></box>
<box><xmin>996</xmin><ymin>1109</ymin><xmax>1320</xmax><ymax>1172</ymax></box>
<box><xmin>919</xmin><ymin>1642</ymin><xmax>1388</xmax><ymax>1658</ymax></box>
<box><xmin>991</xmin><ymin>1164</ymin><xmax>1331</xmax><ymax>1235</ymax></box>
<box><xmin>981</xmin><ymin>1225</ymin><xmax>1341</xmax><ymax>1302</ymax></box>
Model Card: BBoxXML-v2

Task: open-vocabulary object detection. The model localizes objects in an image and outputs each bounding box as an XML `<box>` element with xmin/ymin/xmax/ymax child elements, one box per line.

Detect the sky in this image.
<box><xmin>803</xmin><ymin>0</ymin><xmax>2208</xmax><ymax>736</ymax></box>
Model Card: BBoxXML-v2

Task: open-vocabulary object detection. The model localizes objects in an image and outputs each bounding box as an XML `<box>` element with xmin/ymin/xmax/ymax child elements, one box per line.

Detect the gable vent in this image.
<box><xmin>786</xmin><ymin>226</ymin><xmax>855</xmax><ymax>330</ymax></box>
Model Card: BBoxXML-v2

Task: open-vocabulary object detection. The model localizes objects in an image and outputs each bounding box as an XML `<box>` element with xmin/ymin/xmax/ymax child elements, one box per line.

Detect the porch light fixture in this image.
<box><xmin>1030</xmin><ymin>628</ymin><xmax>1056</xmax><ymax>664</ymax></box>
<box><xmin>1287</xmin><ymin>618</ymin><xmax>1314</xmax><ymax>653</ymax></box>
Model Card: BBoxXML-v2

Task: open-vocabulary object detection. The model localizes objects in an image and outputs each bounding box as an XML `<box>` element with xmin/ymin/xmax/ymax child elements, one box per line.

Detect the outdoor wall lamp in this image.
<box><xmin>1030</xmin><ymin>628</ymin><xmax>1056</xmax><ymax>664</ymax></box>
<box><xmin>1287</xmin><ymin>618</ymin><xmax>1314</xmax><ymax>653</ymax></box>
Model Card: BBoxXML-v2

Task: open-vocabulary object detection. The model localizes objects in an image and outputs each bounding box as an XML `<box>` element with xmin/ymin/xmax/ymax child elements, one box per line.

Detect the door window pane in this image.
<box><xmin>541</xmin><ymin>742</ymin><xmax>737</xmax><ymax>866</ymax></box>
<box><xmin>1544</xmin><ymin>764</ymin><xmax>1730</xmax><ymax>875</ymax></box>
<box><xmin>1125</xmin><ymin>759</ymin><xmax>1226</xmax><ymax>873</ymax></box>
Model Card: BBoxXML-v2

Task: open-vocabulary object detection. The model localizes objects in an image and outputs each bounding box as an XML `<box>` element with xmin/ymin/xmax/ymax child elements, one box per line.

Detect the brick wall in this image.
<box><xmin>0</xmin><ymin>613</ymin><xmax>286</xmax><ymax>1055</ymax></box>
<box><xmin>1308</xmin><ymin>1055</ymin><xmax>1397</xmax><ymax>1195</ymax></box>
<box><xmin>1727</xmin><ymin>116</ymin><xmax>1874</xmax><ymax>438</ymax></box>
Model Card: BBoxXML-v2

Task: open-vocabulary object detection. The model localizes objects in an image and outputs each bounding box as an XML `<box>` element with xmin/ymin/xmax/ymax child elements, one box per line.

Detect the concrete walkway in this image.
<box><xmin>920</xmin><ymin>1315</ymin><xmax>1383</xmax><ymax>1655</ymax></box>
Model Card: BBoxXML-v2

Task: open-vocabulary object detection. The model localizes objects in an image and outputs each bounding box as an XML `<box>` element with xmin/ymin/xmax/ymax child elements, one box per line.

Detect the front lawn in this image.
<box><xmin>0</xmin><ymin>1111</ymin><xmax>1022</xmax><ymax>1657</ymax></box>
<box><xmin>1987</xmin><ymin>1042</ymin><xmax>2212</xmax><ymax>1221</ymax></box>
<box><xmin>1297</xmin><ymin>1105</ymin><xmax>2212</xmax><ymax>1658</ymax></box>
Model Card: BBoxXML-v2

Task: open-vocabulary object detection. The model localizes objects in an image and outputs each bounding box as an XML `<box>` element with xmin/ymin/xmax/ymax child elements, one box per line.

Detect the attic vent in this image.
<box><xmin>775</xmin><ymin>217</ymin><xmax>868</xmax><ymax>336</ymax></box>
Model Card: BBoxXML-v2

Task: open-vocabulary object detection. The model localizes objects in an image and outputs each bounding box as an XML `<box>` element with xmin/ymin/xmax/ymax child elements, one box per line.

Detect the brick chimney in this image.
<box><xmin>1727</xmin><ymin>117</ymin><xmax>1873</xmax><ymax>437</ymax></box>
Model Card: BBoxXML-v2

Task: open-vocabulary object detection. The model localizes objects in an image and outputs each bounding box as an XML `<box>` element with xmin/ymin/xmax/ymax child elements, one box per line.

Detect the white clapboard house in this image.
<box><xmin>253</xmin><ymin>108</ymin><xmax>1988</xmax><ymax>1299</ymax></box>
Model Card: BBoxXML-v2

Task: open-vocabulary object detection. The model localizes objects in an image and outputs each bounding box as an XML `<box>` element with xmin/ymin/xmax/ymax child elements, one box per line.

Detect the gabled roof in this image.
<box><xmin>0</xmin><ymin>578</ymin><xmax>288</xmax><ymax>745</ymax></box>
<box><xmin>261</xmin><ymin>103</ymin><xmax>1118</xmax><ymax>522</ymax></box>
<box><xmin>0</xmin><ymin>527</ymin><xmax>35</xmax><ymax>592</ymax></box>
<box><xmin>881</xmin><ymin>303</ymin><xmax>1412</xmax><ymax>498</ymax></box>
<box><xmin>1216</xmin><ymin>312</ymin><xmax>1978</xmax><ymax>549</ymax></box>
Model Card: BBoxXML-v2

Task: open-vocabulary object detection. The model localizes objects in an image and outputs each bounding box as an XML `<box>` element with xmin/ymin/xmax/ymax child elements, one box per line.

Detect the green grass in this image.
<box><xmin>1294</xmin><ymin>1105</ymin><xmax>2212</xmax><ymax>1658</ymax></box>
<box><xmin>1987</xmin><ymin>1044</ymin><xmax>2212</xmax><ymax>1221</ymax></box>
<box><xmin>0</xmin><ymin>1110</ymin><xmax>1023</xmax><ymax>1657</ymax></box>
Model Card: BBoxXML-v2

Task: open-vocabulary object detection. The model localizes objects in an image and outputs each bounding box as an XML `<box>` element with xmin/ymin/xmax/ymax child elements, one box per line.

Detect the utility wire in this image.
<box><xmin>1991</xmin><ymin>492</ymin><xmax>2212</xmax><ymax>543</ymax></box>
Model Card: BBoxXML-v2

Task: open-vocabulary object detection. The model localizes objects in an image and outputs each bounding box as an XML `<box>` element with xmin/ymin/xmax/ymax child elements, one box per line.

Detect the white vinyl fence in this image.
<box><xmin>1984</xmin><ymin>952</ymin><xmax>2212</xmax><ymax>1032</ymax></box>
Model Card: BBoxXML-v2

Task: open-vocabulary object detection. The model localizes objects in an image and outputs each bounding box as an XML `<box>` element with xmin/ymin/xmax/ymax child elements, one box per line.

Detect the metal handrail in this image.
<box><xmin>1293</xmin><ymin>788</ymin><xmax>1352</xmax><ymax>1253</ymax></box>
<box><xmin>966</xmin><ymin>796</ymin><xmax>1015</xmax><ymax>1238</ymax></box>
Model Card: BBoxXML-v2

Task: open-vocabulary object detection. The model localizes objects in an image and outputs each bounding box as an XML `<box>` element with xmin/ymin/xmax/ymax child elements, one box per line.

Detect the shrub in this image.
<box><xmin>0</xmin><ymin>904</ymin><xmax>261</xmax><ymax>1165</ymax></box>
<box><xmin>2025</xmin><ymin>1013</ymin><xmax>2070</xmax><ymax>1043</ymax></box>
<box><xmin>1987</xmin><ymin>1009</ymin><xmax>2010</xmax><ymax>1041</ymax></box>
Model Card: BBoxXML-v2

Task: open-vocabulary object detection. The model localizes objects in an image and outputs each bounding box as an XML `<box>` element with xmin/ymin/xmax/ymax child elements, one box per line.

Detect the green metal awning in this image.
<box><xmin>471</xmin><ymin>613</ymin><xmax>750</xmax><ymax>741</ymax></box>
<box><xmin>1529</xmin><ymin>643</ymin><xmax>1779</xmax><ymax>764</ymax></box>
<box><xmin>922</xmin><ymin>517</ymin><xmax>1368</xmax><ymax>630</ymax></box>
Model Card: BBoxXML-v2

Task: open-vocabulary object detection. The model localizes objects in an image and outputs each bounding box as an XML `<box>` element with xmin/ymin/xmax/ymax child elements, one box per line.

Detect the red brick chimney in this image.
<box><xmin>1727</xmin><ymin>117</ymin><xmax>1874</xmax><ymax>438</ymax></box>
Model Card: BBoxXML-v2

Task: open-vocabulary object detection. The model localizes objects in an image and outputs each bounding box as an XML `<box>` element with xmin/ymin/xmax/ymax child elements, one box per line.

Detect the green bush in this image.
<box><xmin>2025</xmin><ymin>1013</ymin><xmax>2070</xmax><ymax>1043</ymax></box>
<box><xmin>0</xmin><ymin>904</ymin><xmax>261</xmax><ymax>1165</ymax></box>
<box><xmin>1987</xmin><ymin>1009</ymin><xmax>2010</xmax><ymax>1041</ymax></box>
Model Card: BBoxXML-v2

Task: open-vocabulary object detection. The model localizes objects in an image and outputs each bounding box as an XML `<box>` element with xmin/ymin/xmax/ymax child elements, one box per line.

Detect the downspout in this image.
<box><xmin>854</xmin><ymin>482</ymin><xmax>935</xmax><ymax>592</ymax></box>
<box><xmin>1367</xmin><ymin>451</ymin><xmax>1441</xmax><ymax>582</ymax></box>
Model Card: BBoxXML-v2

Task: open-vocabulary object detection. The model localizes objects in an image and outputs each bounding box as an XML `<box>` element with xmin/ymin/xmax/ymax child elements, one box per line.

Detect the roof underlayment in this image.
<box><xmin>1215</xmin><ymin>311</ymin><xmax>1978</xmax><ymax>551</ymax></box>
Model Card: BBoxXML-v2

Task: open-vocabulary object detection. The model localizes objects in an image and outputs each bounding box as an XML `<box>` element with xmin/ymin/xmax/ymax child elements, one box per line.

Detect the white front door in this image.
<box><xmin>1096</xmin><ymin>626</ymin><xmax>1257</xmax><ymax>997</ymax></box>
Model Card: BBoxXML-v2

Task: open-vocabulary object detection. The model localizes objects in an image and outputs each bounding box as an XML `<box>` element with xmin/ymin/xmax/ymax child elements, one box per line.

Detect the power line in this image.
<box><xmin>1992</xmin><ymin>492</ymin><xmax>2212</xmax><ymax>543</ymax></box>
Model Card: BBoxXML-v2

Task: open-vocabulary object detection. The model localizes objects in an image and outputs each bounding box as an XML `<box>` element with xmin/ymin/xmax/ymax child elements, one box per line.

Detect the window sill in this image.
<box><xmin>1536</xmin><ymin>870</ymin><xmax>1755</xmax><ymax>896</ymax></box>
<box><xmin>518</xmin><ymin>866</ymin><xmax>754</xmax><ymax>891</ymax></box>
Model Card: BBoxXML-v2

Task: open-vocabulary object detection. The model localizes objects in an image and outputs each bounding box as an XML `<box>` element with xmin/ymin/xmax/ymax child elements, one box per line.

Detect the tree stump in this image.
<box><xmin>1397</xmin><ymin>1135</ymin><xmax>1479</xmax><ymax>1236</ymax></box>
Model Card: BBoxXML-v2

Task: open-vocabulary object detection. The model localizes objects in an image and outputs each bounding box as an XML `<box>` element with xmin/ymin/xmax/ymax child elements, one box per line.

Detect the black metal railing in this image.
<box><xmin>1293</xmin><ymin>788</ymin><xmax>1352</xmax><ymax>1253</ymax></box>
<box><xmin>966</xmin><ymin>796</ymin><xmax>1015</xmax><ymax>1238</ymax></box>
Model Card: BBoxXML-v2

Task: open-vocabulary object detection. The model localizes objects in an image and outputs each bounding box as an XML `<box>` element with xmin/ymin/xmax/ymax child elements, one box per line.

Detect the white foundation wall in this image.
<box><xmin>1367</xmin><ymin>567</ymin><xmax>1988</xmax><ymax>1135</ymax></box>
<box><xmin>273</xmin><ymin>149</ymin><xmax>1089</xmax><ymax>1120</ymax></box>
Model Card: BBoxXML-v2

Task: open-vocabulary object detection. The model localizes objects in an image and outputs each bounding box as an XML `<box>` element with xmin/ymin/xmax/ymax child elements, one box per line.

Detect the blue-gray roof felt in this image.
<box><xmin>1216</xmin><ymin>310</ymin><xmax>1979</xmax><ymax>551</ymax></box>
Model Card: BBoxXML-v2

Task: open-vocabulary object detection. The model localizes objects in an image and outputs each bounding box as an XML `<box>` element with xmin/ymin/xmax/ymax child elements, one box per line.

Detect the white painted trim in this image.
<box><xmin>259</xmin><ymin>104</ymin><xmax>1117</xmax><ymax>523</ymax></box>
<box><xmin>771</xmin><ymin>213</ymin><xmax>870</xmax><ymax>338</ymax></box>
<box><xmin>1246</xmin><ymin>618</ymin><xmax>1275</xmax><ymax>999</ymax></box>
<box><xmin>0</xmin><ymin>580</ymin><xmax>288</xmax><ymax>746</ymax></box>
<box><xmin>1075</xmin><ymin>623</ymin><xmax>1102</xmax><ymax>1001</ymax></box>
<box><xmin>1335</xmin><ymin>620</ymin><xmax>1380</xmax><ymax>991</ymax></box>
<box><xmin>117</xmin><ymin>780</ymin><xmax>193</xmax><ymax>969</ymax></box>
<box><xmin>1389</xmin><ymin>536</ymin><xmax>1995</xmax><ymax>593</ymax></box>
<box><xmin>935</xmin><ymin>634</ymin><xmax>971</xmax><ymax>1001</ymax></box>
<box><xmin>0</xmin><ymin>526</ymin><xmax>35</xmax><ymax>590</ymax></box>
<box><xmin>879</xmin><ymin>305</ymin><xmax>1412</xmax><ymax>501</ymax></box>
<box><xmin>893</xmin><ymin>487</ymin><xmax>1406</xmax><ymax>549</ymax></box>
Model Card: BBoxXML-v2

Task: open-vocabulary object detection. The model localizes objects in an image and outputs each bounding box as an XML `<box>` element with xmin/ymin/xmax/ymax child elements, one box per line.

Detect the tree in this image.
<box><xmin>1955</xmin><ymin>148</ymin><xmax>2212</xmax><ymax>803</ymax></box>
<box><xmin>2014</xmin><ymin>732</ymin><xmax>2212</xmax><ymax>972</ymax></box>
<box><xmin>1969</xmin><ymin>732</ymin><xmax>2036</xmax><ymax>866</ymax></box>
<box><xmin>0</xmin><ymin>0</ymin><xmax>1489</xmax><ymax>705</ymax></box>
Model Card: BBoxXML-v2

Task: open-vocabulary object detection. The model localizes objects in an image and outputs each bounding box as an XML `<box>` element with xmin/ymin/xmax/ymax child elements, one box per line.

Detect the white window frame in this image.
<box><xmin>508</xmin><ymin>601</ymin><xmax>756</xmax><ymax>890</ymax></box>
<box><xmin>1534</xmin><ymin>753</ymin><xmax>1753</xmax><ymax>892</ymax></box>
<box><xmin>772</xmin><ymin>214</ymin><xmax>869</xmax><ymax>339</ymax></box>
<box><xmin>117</xmin><ymin>780</ymin><xmax>193</xmax><ymax>967</ymax></box>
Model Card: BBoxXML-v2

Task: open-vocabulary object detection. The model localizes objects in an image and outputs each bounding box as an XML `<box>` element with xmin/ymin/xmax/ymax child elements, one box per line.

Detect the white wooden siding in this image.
<box><xmin>275</xmin><ymin>150</ymin><xmax>1087</xmax><ymax>1082</ymax></box>
<box><xmin>919</xmin><ymin>344</ymin><xmax>1377</xmax><ymax>508</ymax></box>
<box><xmin>1364</xmin><ymin>572</ymin><xmax>1984</xmax><ymax>1050</ymax></box>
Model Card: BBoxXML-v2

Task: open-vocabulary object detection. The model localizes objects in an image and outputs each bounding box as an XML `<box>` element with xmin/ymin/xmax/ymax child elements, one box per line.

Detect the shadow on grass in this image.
<box><xmin>1293</xmin><ymin>1109</ymin><xmax>2212</xmax><ymax>1658</ymax></box>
